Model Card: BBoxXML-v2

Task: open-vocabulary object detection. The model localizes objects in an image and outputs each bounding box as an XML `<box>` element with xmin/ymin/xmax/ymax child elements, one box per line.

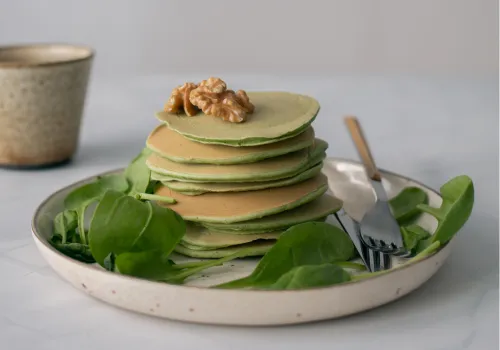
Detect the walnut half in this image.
<box><xmin>164</xmin><ymin>82</ymin><xmax>199</xmax><ymax>117</ymax></box>
<box><xmin>190</xmin><ymin>78</ymin><xmax>254</xmax><ymax>123</ymax></box>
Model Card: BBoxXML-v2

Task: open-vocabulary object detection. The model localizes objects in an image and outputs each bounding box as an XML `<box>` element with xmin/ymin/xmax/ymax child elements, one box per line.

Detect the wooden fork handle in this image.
<box><xmin>344</xmin><ymin>116</ymin><xmax>382</xmax><ymax>181</ymax></box>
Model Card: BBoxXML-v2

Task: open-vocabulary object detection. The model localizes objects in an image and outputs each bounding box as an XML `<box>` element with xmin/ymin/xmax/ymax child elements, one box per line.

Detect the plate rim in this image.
<box><xmin>31</xmin><ymin>157</ymin><xmax>447</xmax><ymax>294</ymax></box>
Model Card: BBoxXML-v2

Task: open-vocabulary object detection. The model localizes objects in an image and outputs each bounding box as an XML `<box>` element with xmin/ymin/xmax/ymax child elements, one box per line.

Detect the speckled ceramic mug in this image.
<box><xmin>0</xmin><ymin>44</ymin><xmax>94</xmax><ymax>168</ymax></box>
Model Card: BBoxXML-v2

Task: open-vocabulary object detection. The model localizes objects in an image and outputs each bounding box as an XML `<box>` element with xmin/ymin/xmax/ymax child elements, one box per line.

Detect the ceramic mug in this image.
<box><xmin>0</xmin><ymin>43</ymin><xmax>94</xmax><ymax>168</ymax></box>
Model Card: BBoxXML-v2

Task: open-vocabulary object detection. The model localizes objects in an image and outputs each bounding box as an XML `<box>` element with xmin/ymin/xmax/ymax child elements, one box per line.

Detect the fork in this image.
<box><xmin>334</xmin><ymin>208</ymin><xmax>391</xmax><ymax>272</ymax></box>
<box><xmin>344</xmin><ymin>116</ymin><xmax>407</xmax><ymax>256</ymax></box>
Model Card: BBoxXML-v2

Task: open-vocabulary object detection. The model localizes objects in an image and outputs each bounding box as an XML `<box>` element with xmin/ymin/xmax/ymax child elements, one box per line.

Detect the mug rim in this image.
<box><xmin>0</xmin><ymin>43</ymin><xmax>95</xmax><ymax>68</ymax></box>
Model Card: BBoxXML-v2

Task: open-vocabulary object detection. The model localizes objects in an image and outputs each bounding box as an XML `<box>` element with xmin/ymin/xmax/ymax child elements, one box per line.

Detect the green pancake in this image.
<box><xmin>174</xmin><ymin>240</ymin><xmax>274</xmax><ymax>258</ymax></box>
<box><xmin>182</xmin><ymin>224</ymin><xmax>281</xmax><ymax>249</ymax></box>
<box><xmin>197</xmin><ymin>226</ymin><xmax>287</xmax><ymax>236</ymax></box>
<box><xmin>202</xmin><ymin>194</ymin><xmax>342</xmax><ymax>232</ymax></box>
<box><xmin>147</xmin><ymin>123</ymin><xmax>315</xmax><ymax>165</ymax></box>
<box><xmin>156</xmin><ymin>163</ymin><xmax>323</xmax><ymax>195</ymax></box>
<box><xmin>183</xmin><ymin>122</ymin><xmax>312</xmax><ymax>147</ymax></box>
<box><xmin>146</xmin><ymin>139</ymin><xmax>328</xmax><ymax>183</ymax></box>
<box><xmin>203</xmin><ymin>218</ymin><xmax>328</xmax><ymax>235</ymax></box>
<box><xmin>156</xmin><ymin>92</ymin><xmax>320</xmax><ymax>147</ymax></box>
<box><xmin>155</xmin><ymin>174</ymin><xmax>329</xmax><ymax>223</ymax></box>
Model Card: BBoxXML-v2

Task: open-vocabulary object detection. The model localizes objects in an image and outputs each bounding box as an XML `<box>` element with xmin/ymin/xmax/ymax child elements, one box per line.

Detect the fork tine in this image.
<box><xmin>360</xmin><ymin>239</ymin><xmax>391</xmax><ymax>272</ymax></box>
<box><xmin>370</xmin><ymin>249</ymin><xmax>381</xmax><ymax>272</ymax></box>
<box><xmin>380</xmin><ymin>252</ymin><xmax>392</xmax><ymax>270</ymax></box>
<box><xmin>368</xmin><ymin>249</ymin><xmax>391</xmax><ymax>272</ymax></box>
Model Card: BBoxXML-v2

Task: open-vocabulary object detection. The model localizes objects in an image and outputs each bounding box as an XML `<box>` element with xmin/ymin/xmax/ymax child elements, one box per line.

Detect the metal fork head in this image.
<box><xmin>353</xmin><ymin>221</ymin><xmax>392</xmax><ymax>272</ymax></box>
<box><xmin>334</xmin><ymin>210</ymin><xmax>392</xmax><ymax>273</ymax></box>
<box><xmin>359</xmin><ymin>179</ymin><xmax>407</xmax><ymax>255</ymax></box>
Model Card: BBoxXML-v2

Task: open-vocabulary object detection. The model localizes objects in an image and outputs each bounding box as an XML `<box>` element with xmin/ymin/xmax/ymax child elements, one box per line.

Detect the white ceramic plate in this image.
<box><xmin>32</xmin><ymin>158</ymin><xmax>451</xmax><ymax>326</ymax></box>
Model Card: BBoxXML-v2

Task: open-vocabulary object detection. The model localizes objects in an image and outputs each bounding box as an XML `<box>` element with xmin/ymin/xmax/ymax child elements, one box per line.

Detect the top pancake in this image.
<box><xmin>155</xmin><ymin>92</ymin><xmax>320</xmax><ymax>147</ymax></box>
<box><xmin>146</xmin><ymin>124</ymin><xmax>315</xmax><ymax>165</ymax></box>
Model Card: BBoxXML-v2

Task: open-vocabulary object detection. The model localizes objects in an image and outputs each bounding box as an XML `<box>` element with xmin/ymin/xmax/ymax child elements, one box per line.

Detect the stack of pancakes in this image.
<box><xmin>144</xmin><ymin>91</ymin><xmax>343</xmax><ymax>258</ymax></box>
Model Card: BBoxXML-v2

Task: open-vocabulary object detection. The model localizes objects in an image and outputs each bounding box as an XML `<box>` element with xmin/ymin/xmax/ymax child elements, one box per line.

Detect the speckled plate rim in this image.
<box><xmin>31</xmin><ymin>158</ymin><xmax>453</xmax><ymax>326</ymax></box>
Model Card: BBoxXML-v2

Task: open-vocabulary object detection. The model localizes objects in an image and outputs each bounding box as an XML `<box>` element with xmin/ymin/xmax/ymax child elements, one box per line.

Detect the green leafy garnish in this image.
<box><xmin>64</xmin><ymin>174</ymin><xmax>129</xmax><ymax>210</ymax></box>
<box><xmin>417</xmin><ymin>175</ymin><xmax>474</xmax><ymax>246</ymax></box>
<box><xmin>53</xmin><ymin>210</ymin><xmax>78</xmax><ymax>244</ymax></box>
<box><xmin>134</xmin><ymin>193</ymin><xmax>176</xmax><ymax>204</ymax></box>
<box><xmin>216</xmin><ymin>222</ymin><xmax>354</xmax><ymax>289</ymax></box>
<box><xmin>401</xmin><ymin>224</ymin><xmax>431</xmax><ymax>251</ymax></box>
<box><xmin>265</xmin><ymin>264</ymin><xmax>351</xmax><ymax>290</ymax></box>
<box><xmin>50</xmin><ymin>235</ymin><xmax>95</xmax><ymax>263</ymax></box>
<box><xmin>88</xmin><ymin>190</ymin><xmax>185</xmax><ymax>266</ymax></box>
<box><xmin>103</xmin><ymin>252</ymin><xmax>117</xmax><ymax>271</ymax></box>
<box><xmin>124</xmin><ymin>148</ymin><xmax>152</xmax><ymax>195</ymax></box>
<box><xmin>114</xmin><ymin>251</ymin><xmax>177</xmax><ymax>280</ymax></box>
<box><xmin>115</xmin><ymin>248</ymin><xmax>255</xmax><ymax>284</ymax></box>
<box><xmin>411</xmin><ymin>241</ymin><xmax>441</xmax><ymax>262</ymax></box>
<box><xmin>389</xmin><ymin>186</ymin><xmax>428</xmax><ymax>224</ymax></box>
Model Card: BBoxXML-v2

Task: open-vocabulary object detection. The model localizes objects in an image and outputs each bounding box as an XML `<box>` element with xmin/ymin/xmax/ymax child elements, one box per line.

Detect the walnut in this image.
<box><xmin>189</xmin><ymin>78</ymin><xmax>254</xmax><ymax>123</ymax></box>
<box><xmin>198</xmin><ymin>77</ymin><xmax>227</xmax><ymax>93</ymax></box>
<box><xmin>164</xmin><ymin>82</ymin><xmax>199</xmax><ymax>116</ymax></box>
<box><xmin>234</xmin><ymin>90</ymin><xmax>255</xmax><ymax>114</ymax></box>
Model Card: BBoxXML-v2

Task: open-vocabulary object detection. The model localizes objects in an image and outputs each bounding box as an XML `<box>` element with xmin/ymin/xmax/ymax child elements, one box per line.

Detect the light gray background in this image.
<box><xmin>0</xmin><ymin>1</ymin><xmax>498</xmax><ymax>350</ymax></box>
<box><xmin>0</xmin><ymin>0</ymin><xmax>497</xmax><ymax>77</ymax></box>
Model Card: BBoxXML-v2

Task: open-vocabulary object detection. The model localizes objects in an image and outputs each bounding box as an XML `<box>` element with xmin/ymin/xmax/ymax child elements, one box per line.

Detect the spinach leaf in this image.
<box><xmin>103</xmin><ymin>252</ymin><xmax>117</xmax><ymax>272</ymax></box>
<box><xmin>401</xmin><ymin>224</ymin><xmax>431</xmax><ymax>251</ymax></box>
<box><xmin>75</xmin><ymin>198</ymin><xmax>99</xmax><ymax>245</ymax></box>
<box><xmin>124</xmin><ymin>148</ymin><xmax>152</xmax><ymax>195</ymax></box>
<box><xmin>53</xmin><ymin>210</ymin><xmax>78</xmax><ymax>244</ymax></box>
<box><xmin>115</xmin><ymin>248</ymin><xmax>254</xmax><ymax>284</ymax></box>
<box><xmin>115</xmin><ymin>251</ymin><xmax>177</xmax><ymax>280</ymax></box>
<box><xmin>49</xmin><ymin>236</ymin><xmax>95</xmax><ymax>264</ymax></box>
<box><xmin>88</xmin><ymin>190</ymin><xmax>186</xmax><ymax>266</ymax></box>
<box><xmin>411</xmin><ymin>241</ymin><xmax>441</xmax><ymax>262</ymax></box>
<box><xmin>134</xmin><ymin>193</ymin><xmax>176</xmax><ymax>204</ymax></box>
<box><xmin>389</xmin><ymin>186</ymin><xmax>428</xmax><ymax>225</ymax></box>
<box><xmin>265</xmin><ymin>264</ymin><xmax>351</xmax><ymax>290</ymax></box>
<box><xmin>64</xmin><ymin>173</ymin><xmax>129</xmax><ymax>210</ymax></box>
<box><xmin>216</xmin><ymin>222</ymin><xmax>354</xmax><ymax>289</ymax></box>
<box><xmin>417</xmin><ymin>175</ymin><xmax>474</xmax><ymax>245</ymax></box>
<box><xmin>64</xmin><ymin>148</ymin><xmax>152</xmax><ymax>212</ymax></box>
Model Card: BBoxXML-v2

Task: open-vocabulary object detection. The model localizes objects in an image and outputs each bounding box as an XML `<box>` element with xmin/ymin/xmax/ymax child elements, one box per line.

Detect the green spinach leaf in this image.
<box><xmin>50</xmin><ymin>236</ymin><xmax>95</xmax><ymax>264</ymax></box>
<box><xmin>411</xmin><ymin>241</ymin><xmax>441</xmax><ymax>262</ymax></box>
<box><xmin>75</xmin><ymin>198</ymin><xmax>99</xmax><ymax>245</ymax></box>
<box><xmin>115</xmin><ymin>247</ymin><xmax>254</xmax><ymax>284</ymax></box>
<box><xmin>417</xmin><ymin>175</ymin><xmax>474</xmax><ymax>245</ymax></box>
<box><xmin>265</xmin><ymin>264</ymin><xmax>351</xmax><ymax>290</ymax></box>
<box><xmin>53</xmin><ymin>210</ymin><xmax>78</xmax><ymax>244</ymax></box>
<box><xmin>401</xmin><ymin>224</ymin><xmax>431</xmax><ymax>251</ymax></box>
<box><xmin>88</xmin><ymin>190</ymin><xmax>186</xmax><ymax>266</ymax></box>
<box><xmin>64</xmin><ymin>173</ymin><xmax>129</xmax><ymax>210</ymax></box>
<box><xmin>389</xmin><ymin>186</ymin><xmax>428</xmax><ymax>225</ymax></box>
<box><xmin>124</xmin><ymin>148</ymin><xmax>152</xmax><ymax>195</ymax></box>
<box><xmin>216</xmin><ymin>222</ymin><xmax>355</xmax><ymax>289</ymax></box>
<box><xmin>134</xmin><ymin>193</ymin><xmax>176</xmax><ymax>204</ymax></box>
<box><xmin>115</xmin><ymin>251</ymin><xmax>178</xmax><ymax>280</ymax></box>
<box><xmin>103</xmin><ymin>252</ymin><xmax>117</xmax><ymax>271</ymax></box>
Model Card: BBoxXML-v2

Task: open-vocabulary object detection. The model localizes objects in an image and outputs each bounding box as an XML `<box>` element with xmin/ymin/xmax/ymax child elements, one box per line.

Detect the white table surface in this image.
<box><xmin>1</xmin><ymin>75</ymin><xmax>498</xmax><ymax>350</ymax></box>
